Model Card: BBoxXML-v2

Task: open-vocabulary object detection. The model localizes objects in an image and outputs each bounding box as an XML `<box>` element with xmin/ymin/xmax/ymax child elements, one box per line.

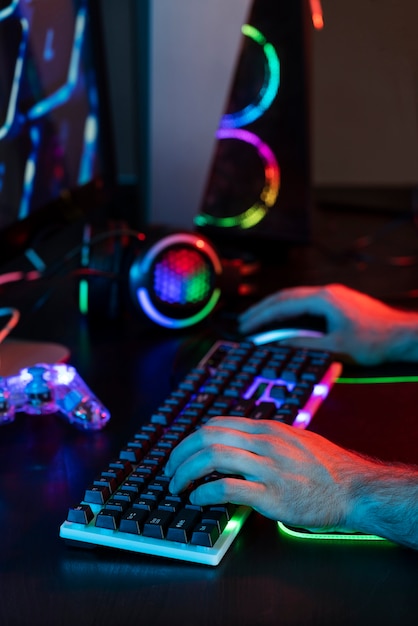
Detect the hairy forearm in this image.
<box><xmin>346</xmin><ymin>461</ymin><xmax>418</xmax><ymax>549</ymax></box>
<box><xmin>385</xmin><ymin>315</ymin><xmax>418</xmax><ymax>363</ymax></box>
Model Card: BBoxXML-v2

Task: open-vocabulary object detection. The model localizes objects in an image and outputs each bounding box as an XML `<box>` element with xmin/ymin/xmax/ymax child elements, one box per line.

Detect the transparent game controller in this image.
<box><xmin>0</xmin><ymin>363</ymin><xmax>110</xmax><ymax>430</ymax></box>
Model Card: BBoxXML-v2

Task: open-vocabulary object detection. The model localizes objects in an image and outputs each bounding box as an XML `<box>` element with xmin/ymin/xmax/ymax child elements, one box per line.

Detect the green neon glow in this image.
<box><xmin>221</xmin><ymin>24</ymin><xmax>280</xmax><ymax>130</ymax></box>
<box><xmin>186</xmin><ymin>273</ymin><xmax>211</xmax><ymax>303</ymax></box>
<box><xmin>277</xmin><ymin>522</ymin><xmax>387</xmax><ymax>542</ymax></box>
<box><xmin>337</xmin><ymin>376</ymin><xmax>418</xmax><ymax>384</ymax></box>
<box><xmin>78</xmin><ymin>279</ymin><xmax>89</xmax><ymax>314</ymax></box>
<box><xmin>224</xmin><ymin>519</ymin><xmax>241</xmax><ymax>533</ymax></box>
<box><xmin>195</xmin><ymin>205</ymin><xmax>267</xmax><ymax>230</ymax></box>
<box><xmin>138</xmin><ymin>286</ymin><xmax>221</xmax><ymax>328</ymax></box>
<box><xmin>241</xmin><ymin>24</ymin><xmax>265</xmax><ymax>44</ymax></box>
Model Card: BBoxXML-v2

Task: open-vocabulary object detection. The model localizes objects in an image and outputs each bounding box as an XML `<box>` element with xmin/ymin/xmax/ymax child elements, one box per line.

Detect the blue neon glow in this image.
<box><xmin>27</xmin><ymin>8</ymin><xmax>87</xmax><ymax>120</ymax></box>
<box><xmin>137</xmin><ymin>286</ymin><xmax>221</xmax><ymax>329</ymax></box>
<box><xmin>0</xmin><ymin>163</ymin><xmax>5</xmax><ymax>192</ymax></box>
<box><xmin>248</xmin><ymin>329</ymin><xmax>324</xmax><ymax>346</ymax></box>
<box><xmin>244</xmin><ymin>375</ymin><xmax>296</xmax><ymax>407</ymax></box>
<box><xmin>220</xmin><ymin>25</ymin><xmax>280</xmax><ymax>130</ymax></box>
<box><xmin>43</xmin><ymin>28</ymin><xmax>56</xmax><ymax>62</ymax></box>
<box><xmin>19</xmin><ymin>126</ymin><xmax>41</xmax><ymax>219</ymax></box>
<box><xmin>0</xmin><ymin>0</ymin><xmax>19</xmax><ymax>21</ymax></box>
<box><xmin>78</xmin><ymin>113</ymin><xmax>99</xmax><ymax>184</ymax></box>
<box><xmin>0</xmin><ymin>18</ymin><xmax>28</xmax><ymax>140</ymax></box>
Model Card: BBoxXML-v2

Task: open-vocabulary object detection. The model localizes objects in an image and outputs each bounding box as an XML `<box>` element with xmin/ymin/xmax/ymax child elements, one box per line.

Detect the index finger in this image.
<box><xmin>164</xmin><ymin>417</ymin><xmax>291</xmax><ymax>477</ymax></box>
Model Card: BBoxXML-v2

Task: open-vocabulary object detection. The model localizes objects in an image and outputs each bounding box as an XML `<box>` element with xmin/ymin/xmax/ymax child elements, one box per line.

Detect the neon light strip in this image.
<box><xmin>138</xmin><ymin>287</ymin><xmax>221</xmax><ymax>329</ymax></box>
<box><xmin>27</xmin><ymin>7</ymin><xmax>87</xmax><ymax>120</ymax></box>
<box><xmin>78</xmin><ymin>224</ymin><xmax>92</xmax><ymax>315</ymax></box>
<box><xmin>277</xmin><ymin>522</ymin><xmax>386</xmax><ymax>542</ymax></box>
<box><xmin>195</xmin><ymin>128</ymin><xmax>280</xmax><ymax>230</ymax></box>
<box><xmin>139</xmin><ymin>233</ymin><xmax>223</xmax><ymax>275</ymax></box>
<box><xmin>78</xmin><ymin>280</ymin><xmax>89</xmax><ymax>315</ymax></box>
<box><xmin>0</xmin><ymin>18</ymin><xmax>28</xmax><ymax>140</ymax></box>
<box><xmin>220</xmin><ymin>25</ymin><xmax>280</xmax><ymax>129</ymax></box>
<box><xmin>78</xmin><ymin>114</ymin><xmax>99</xmax><ymax>184</ymax></box>
<box><xmin>18</xmin><ymin>125</ymin><xmax>41</xmax><ymax>219</ymax></box>
<box><xmin>0</xmin><ymin>0</ymin><xmax>19</xmax><ymax>21</ymax></box>
<box><xmin>309</xmin><ymin>0</ymin><xmax>324</xmax><ymax>30</ymax></box>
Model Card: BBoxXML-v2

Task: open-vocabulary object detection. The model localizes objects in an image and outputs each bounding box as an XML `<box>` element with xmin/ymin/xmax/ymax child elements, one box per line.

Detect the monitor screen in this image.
<box><xmin>0</xmin><ymin>0</ymin><xmax>114</xmax><ymax>266</ymax></box>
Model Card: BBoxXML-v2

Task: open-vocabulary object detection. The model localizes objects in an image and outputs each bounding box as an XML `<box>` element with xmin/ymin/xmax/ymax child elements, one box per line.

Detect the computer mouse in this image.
<box><xmin>243</xmin><ymin>314</ymin><xmax>326</xmax><ymax>346</ymax></box>
<box><xmin>247</xmin><ymin>327</ymin><xmax>324</xmax><ymax>346</ymax></box>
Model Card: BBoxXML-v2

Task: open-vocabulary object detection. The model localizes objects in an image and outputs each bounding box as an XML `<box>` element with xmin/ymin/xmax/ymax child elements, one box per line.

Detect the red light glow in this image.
<box><xmin>309</xmin><ymin>0</ymin><xmax>324</xmax><ymax>30</ymax></box>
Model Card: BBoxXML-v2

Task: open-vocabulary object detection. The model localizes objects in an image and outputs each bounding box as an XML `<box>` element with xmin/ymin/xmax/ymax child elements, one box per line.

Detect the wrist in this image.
<box><xmin>384</xmin><ymin>314</ymin><xmax>418</xmax><ymax>363</ymax></box>
<box><xmin>345</xmin><ymin>460</ymin><xmax>418</xmax><ymax>548</ymax></box>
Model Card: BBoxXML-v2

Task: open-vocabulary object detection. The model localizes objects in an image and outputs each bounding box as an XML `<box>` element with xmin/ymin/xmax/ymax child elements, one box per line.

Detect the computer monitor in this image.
<box><xmin>0</xmin><ymin>0</ymin><xmax>114</xmax><ymax>268</ymax></box>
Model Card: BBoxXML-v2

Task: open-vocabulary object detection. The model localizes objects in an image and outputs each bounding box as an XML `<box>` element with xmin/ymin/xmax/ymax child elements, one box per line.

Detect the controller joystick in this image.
<box><xmin>0</xmin><ymin>363</ymin><xmax>110</xmax><ymax>430</ymax></box>
<box><xmin>23</xmin><ymin>365</ymin><xmax>57</xmax><ymax>415</ymax></box>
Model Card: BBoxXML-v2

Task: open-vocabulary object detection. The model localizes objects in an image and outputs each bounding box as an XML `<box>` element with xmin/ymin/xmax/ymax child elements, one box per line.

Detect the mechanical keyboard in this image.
<box><xmin>60</xmin><ymin>340</ymin><xmax>342</xmax><ymax>565</ymax></box>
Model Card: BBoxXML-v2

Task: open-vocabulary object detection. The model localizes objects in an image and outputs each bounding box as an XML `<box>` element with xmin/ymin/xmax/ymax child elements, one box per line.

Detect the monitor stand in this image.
<box><xmin>0</xmin><ymin>339</ymin><xmax>70</xmax><ymax>377</ymax></box>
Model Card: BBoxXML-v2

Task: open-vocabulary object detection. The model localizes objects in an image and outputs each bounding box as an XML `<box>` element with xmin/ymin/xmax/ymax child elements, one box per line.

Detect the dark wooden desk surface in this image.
<box><xmin>1</xmin><ymin>209</ymin><xmax>418</xmax><ymax>626</ymax></box>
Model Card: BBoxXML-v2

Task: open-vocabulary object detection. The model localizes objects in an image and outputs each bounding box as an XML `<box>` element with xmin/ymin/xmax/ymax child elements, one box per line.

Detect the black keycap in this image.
<box><xmin>269</xmin><ymin>384</ymin><xmax>288</xmax><ymax>401</ymax></box>
<box><xmin>210</xmin><ymin>503</ymin><xmax>236</xmax><ymax>521</ymax></box>
<box><xmin>133</xmin><ymin>499</ymin><xmax>154</xmax><ymax>512</ymax></box>
<box><xmin>119</xmin><ymin>481</ymin><xmax>141</xmax><ymax>496</ymax></box>
<box><xmin>93</xmin><ymin>476</ymin><xmax>118</xmax><ymax>494</ymax></box>
<box><xmin>119</xmin><ymin>447</ymin><xmax>143</xmax><ymax>463</ymax></box>
<box><xmin>151</xmin><ymin>411</ymin><xmax>173</xmax><ymax>426</ymax></box>
<box><xmin>84</xmin><ymin>484</ymin><xmax>110</xmax><ymax>505</ymax></box>
<box><xmin>166</xmin><ymin>508</ymin><xmax>201</xmax><ymax>543</ymax></box>
<box><xmin>229</xmin><ymin>399</ymin><xmax>255</xmax><ymax>417</ymax></box>
<box><xmin>101</xmin><ymin>468</ymin><xmax>124</xmax><ymax>486</ymax></box>
<box><xmin>249</xmin><ymin>401</ymin><xmax>277</xmax><ymax>420</ymax></box>
<box><xmin>66</xmin><ymin>504</ymin><xmax>94</xmax><ymax>525</ymax></box>
<box><xmin>139</xmin><ymin>490</ymin><xmax>160</xmax><ymax>505</ymax></box>
<box><xmin>111</xmin><ymin>490</ymin><xmax>135</xmax><ymax>505</ymax></box>
<box><xmin>104</xmin><ymin>498</ymin><xmax>130</xmax><ymax>515</ymax></box>
<box><xmin>191</xmin><ymin>522</ymin><xmax>220</xmax><ymax>547</ymax></box>
<box><xmin>274</xmin><ymin>405</ymin><xmax>299</xmax><ymax>424</ymax></box>
<box><xmin>201</xmin><ymin>509</ymin><xmax>228</xmax><ymax>533</ymax></box>
<box><xmin>95</xmin><ymin>509</ymin><xmax>121</xmax><ymax>530</ymax></box>
<box><xmin>147</xmin><ymin>481</ymin><xmax>167</xmax><ymax>494</ymax></box>
<box><xmin>109</xmin><ymin>459</ymin><xmax>133</xmax><ymax>477</ymax></box>
<box><xmin>142</xmin><ymin>509</ymin><xmax>174</xmax><ymax>539</ymax></box>
<box><xmin>136</xmin><ymin>423</ymin><xmax>163</xmax><ymax>443</ymax></box>
<box><xmin>127</xmin><ymin>438</ymin><xmax>149</xmax><ymax>454</ymax></box>
<box><xmin>158</xmin><ymin>498</ymin><xmax>182</xmax><ymax>514</ymax></box>
<box><xmin>128</xmin><ymin>471</ymin><xmax>151</xmax><ymax>487</ymax></box>
<box><xmin>119</xmin><ymin>508</ymin><xmax>148</xmax><ymax>535</ymax></box>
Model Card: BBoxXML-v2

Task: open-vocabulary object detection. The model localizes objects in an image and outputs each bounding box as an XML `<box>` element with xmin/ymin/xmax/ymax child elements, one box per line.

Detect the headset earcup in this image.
<box><xmin>128</xmin><ymin>232</ymin><xmax>223</xmax><ymax>329</ymax></box>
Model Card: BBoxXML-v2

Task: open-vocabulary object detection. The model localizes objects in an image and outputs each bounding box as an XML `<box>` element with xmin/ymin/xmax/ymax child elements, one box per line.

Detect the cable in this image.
<box><xmin>39</xmin><ymin>227</ymin><xmax>146</xmax><ymax>279</ymax></box>
<box><xmin>0</xmin><ymin>270</ymin><xmax>41</xmax><ymax>287</ymax></box>
<box><xmin>0</xmin><ymin>307</ymin><xmax>21</xmax><ymax>344</ymax></box>
<box><xmin>0</xmin><ymin>227</ymin><xmax>144</xmax><ymax>289</ymax></box>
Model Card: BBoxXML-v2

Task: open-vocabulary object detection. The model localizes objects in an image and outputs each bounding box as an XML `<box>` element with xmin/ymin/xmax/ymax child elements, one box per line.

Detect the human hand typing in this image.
<box><xmin>165</xmin><ymin>417</ymin><xmax>361</xmax><ymax>531</ymax></box>
<box><xmin>165</xmin><ymin>416</ymin><xmax>418</xmax><ymax>549</ymax></box>
<box><xmin>239</xmin><ymin>283</ymin><xmax>418</xmax><ymax>365</ymax></box>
